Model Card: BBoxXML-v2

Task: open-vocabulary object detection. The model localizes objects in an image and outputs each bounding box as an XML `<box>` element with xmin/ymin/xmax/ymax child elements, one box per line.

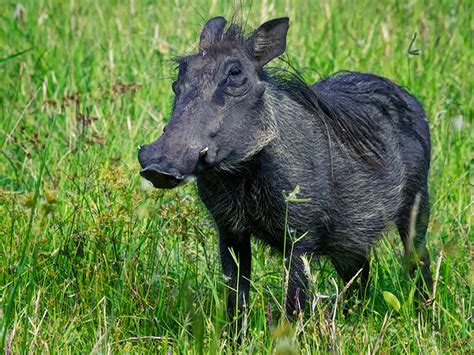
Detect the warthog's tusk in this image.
<box><xmin>137</xmin><ymin>145</ymin><xmax>142</xmax><ymax>150</ymax></box>
<box><xmin>199</xmin><ymin>147</ymin><xmax>209</xmax><ymax>156</ymax></box>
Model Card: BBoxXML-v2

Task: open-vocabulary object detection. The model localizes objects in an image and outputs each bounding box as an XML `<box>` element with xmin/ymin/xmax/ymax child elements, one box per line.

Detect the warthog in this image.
<box><xmin>138</xmin><ymin>17</ymin><xmax>432</xmax><ymax>324</ymax></box>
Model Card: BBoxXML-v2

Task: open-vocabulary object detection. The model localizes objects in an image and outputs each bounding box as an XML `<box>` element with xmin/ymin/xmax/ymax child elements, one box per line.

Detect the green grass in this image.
<box><xmin>0</xmin><ymin>0</ymin><xmax>472</xmax><ymax>353</ymax></box>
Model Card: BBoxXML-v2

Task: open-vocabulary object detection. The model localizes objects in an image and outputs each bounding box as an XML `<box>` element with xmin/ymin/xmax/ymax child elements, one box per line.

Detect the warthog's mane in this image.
<box><xmin>267</xmin><ymin>68</ymin><xmax>387</xmax><ymax>165</ymax></box>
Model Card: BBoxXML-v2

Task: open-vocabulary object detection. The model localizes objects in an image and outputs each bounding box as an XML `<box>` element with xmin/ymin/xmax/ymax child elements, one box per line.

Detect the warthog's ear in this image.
<box><xmin>200</xmin><ymin>17</ymin><xmax>227</xmax><ymax>50</ymax></box>
<box><xmin>250</xmin><ymin>17</ymin><xmax>289</xmax><ymax>66</ymax></box>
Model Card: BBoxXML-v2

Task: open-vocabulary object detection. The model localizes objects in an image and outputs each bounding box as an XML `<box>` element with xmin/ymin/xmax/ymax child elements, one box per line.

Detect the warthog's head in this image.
<box><xmin>138</xmin><ymin>17</ymin><xmax>289</xmax><ymax>188</ymax></box>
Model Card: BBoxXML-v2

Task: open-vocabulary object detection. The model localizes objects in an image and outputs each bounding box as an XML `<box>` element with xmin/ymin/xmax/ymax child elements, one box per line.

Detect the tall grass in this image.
<box><xmin>0</xmin><ymin>0</ymin><xmax>472</xmax><ymax>352</ymax></box>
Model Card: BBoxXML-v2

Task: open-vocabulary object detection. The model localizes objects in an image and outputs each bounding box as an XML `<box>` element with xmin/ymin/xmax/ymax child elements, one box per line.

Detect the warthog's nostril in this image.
<box><xmin>199</xmin><ymin>147</ymin><xmax>209</xmax><ymax>157</ymax></box>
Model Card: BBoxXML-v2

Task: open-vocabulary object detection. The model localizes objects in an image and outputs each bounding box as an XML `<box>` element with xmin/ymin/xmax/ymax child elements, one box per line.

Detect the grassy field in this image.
<box><xmin>0</xmin><ymin>0</ymin><xmax>472</xmax><ymax>353</ymax></box>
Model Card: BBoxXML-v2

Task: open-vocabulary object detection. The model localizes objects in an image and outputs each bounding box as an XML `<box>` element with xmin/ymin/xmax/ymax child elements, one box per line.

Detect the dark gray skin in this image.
<box><xmin>138</xmin><ymin>17</ymin><xmax>433</xmax><ymax>325</ymax></box>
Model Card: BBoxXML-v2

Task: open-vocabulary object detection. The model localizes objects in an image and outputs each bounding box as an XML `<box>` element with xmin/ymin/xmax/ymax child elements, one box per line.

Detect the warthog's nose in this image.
<box><xmin>138</xmin><ymin>140</ymin><xmax>210</xmax><ymax>189</ymax></box>
<box><xmin>137</xmin><ymin>143</ymin><xmax>154</xmax><ymax>169</ymax></box>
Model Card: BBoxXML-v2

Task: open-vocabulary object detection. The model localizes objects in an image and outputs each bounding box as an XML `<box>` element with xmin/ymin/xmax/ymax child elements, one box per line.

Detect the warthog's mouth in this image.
<box><xmin>139</xmin><ymin>147</ymin><xmax>209</xmax><ymax>189</ymax></box>
<box><xmin>140</xmin><ymin>164</ymin><xmax>188</xmax><ymax>189</ymax></box>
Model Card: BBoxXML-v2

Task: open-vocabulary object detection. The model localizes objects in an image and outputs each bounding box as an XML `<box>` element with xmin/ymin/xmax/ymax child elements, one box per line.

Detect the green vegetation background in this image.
<box><xmin>0</xmin><ymin>0</ymin><xmax>472</xmax><ymax>353</ymax></box>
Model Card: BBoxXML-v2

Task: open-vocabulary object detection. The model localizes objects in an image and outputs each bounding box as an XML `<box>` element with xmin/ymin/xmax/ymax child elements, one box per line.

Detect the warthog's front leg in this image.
<box><xmin>219</xmin><ymin>230</ymin><xmax>251</xmax><ymax>329</ymax></box>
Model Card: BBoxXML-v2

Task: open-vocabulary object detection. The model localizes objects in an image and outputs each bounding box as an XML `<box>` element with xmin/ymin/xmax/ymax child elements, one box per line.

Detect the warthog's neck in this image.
<box><xmin>261</xmin><ymin>83</ymin><xmax>325</xmax><ymax>152</ymax></box>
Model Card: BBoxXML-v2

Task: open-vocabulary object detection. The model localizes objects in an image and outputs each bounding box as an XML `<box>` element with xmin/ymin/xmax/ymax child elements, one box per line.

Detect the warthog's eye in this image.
<box><xmin>219</xmin><ymin>61</ymin><xmax>248</xmax><ymax>98</ymax></box>
<box><xmin>225</xmin><ymin>65</ymin><xmax>246</xmax><ymax>88</ymax></box>
<box><xmin>228</xmin><ymin>66</ymin><xmax>241</xmax><ymax>76</ymax></box>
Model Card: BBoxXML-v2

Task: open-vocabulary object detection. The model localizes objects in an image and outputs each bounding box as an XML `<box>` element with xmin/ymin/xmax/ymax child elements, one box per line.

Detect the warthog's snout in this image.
<box><xmin>138</xmin><ymin>143</ymin><xmax>209</xmax><ymax>189</ymax></box>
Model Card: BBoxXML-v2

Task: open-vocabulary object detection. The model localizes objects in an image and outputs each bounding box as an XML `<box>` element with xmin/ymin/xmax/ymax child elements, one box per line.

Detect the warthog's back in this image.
<box><xmin>312</xmin><ymin>72</ymin><xmax>430</xmax><ymax>186</ymax></box>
